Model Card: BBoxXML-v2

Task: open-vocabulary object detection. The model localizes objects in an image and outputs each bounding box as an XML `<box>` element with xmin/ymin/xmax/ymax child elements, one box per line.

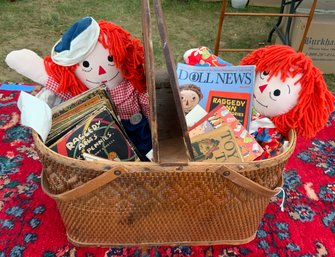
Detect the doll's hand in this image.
<box><xmin>35</xmin><ymin>88</ymin><xmax>63</xmax><ymax>107</ymax></box>
<box><xmin>5</xmin><ymin>49</ymin><xmax>48</xmax><ymax>86</ymax></box>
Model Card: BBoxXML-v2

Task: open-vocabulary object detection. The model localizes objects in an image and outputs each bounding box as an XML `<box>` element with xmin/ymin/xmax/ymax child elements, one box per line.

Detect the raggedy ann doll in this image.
<box><xmin>240</xmin><ymin>45</ymin><xmax>335</xmax><ymax>159</ymax></box>
<box><xmin>6</xmin><ymin>17</ymin><xmax>152</xmax><ymax>157</ymax></box>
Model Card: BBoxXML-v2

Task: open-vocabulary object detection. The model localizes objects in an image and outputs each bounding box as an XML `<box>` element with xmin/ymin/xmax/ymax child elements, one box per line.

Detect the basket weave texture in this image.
<box><xmin>35</xmin><ymin>0</ymin><xmax>297</xmax><ymax>246</ymax></box>
<box><xmin>34</xmin><ymin>130</ymin><xmax>296</xmax><ymax>247</ymax></box>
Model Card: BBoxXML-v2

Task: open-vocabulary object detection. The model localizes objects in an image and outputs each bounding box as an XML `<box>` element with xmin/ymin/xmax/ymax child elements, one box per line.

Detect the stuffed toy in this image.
<box><xmin>6</xmin><ymin>17</ymin><xmax>152</xmax><ymax>157</ymax></box>
<box><xmin>240</xmin><ymin>45</ymin><xmax>335</xmax><ymax>159</ymax></box>
<box><xmin>183</xmin><ymin>46</ymin><xmax>231</xmax><ymax>67</ymax></box>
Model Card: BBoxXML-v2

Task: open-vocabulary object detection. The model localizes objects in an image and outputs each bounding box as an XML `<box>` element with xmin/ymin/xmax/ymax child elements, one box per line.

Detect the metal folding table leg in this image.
<box><xmin>267</xmin><ymin>0</ymin><xmax>303</xmax><ymax>45</ymax></box>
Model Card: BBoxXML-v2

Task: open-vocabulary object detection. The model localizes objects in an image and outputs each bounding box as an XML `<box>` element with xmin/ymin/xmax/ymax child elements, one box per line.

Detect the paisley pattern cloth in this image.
<box><xmin>0</xmin><ymin>87</ymin><xmax>334</xmax><ymax>257</ymax></box>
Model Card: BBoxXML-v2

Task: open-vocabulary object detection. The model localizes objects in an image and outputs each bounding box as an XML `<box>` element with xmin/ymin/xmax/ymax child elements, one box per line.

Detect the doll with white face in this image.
<box><xmin>6</xmin><ymin>17</ymin><xmax>151</xmax><ymax>156</ymax></box>
<box><xmin>75</xmin><ymin>42</ymin><xmax>123</xmax><ymax>90</ymax></box>
<box><xmin>51</xmin><ymin>18</ymin><xmax>150</xmax><ymax>156</ymax></box>
<box><xmin>72</xmin><ymin>40</ymin><xmax>150</xmax><ymax>152</ymax></box>
<box><xmin>240</xmin><ymin>45</ymin><xmax>334</xmax><ymax>159</ymax></box>
<box><xmin>253</xmin><ymin>70</ymin><xmax>302</xmax><ymax>118</ymax></box>
<box><xmin>241</xmin><ymin>45</ymin><xmax>334</xmax><ymax>138</ymax></box>
<box><xmin>249</xmin><ymin>69</ymin><xmax>303</xmax><ymax>160</ymax></box>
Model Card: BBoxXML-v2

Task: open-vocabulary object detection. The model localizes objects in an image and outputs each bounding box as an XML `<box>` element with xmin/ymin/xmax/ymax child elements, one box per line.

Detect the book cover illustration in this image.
<box><xmin>191</xmin><ymin>125</ymin><xmax>243</xmax><ymax>163</ymax></box>
<box><xmin>188</xmin><ymin>120</ymin><xmax>214</xmax><ymax>138</ymax></box>
<box><xmin>50</xmin><ymin>107</ymin><xmax>139</xmax><ymax>162</ymax></box>
<box><xmin>177</xmin><ymin>62</ymin><xmax>255</xmax><ymax>130</ymax></box>
<box><xmin>190</xmin><ymin>104</ymin><xmax>264</xmax><ymax>161</ymax></box>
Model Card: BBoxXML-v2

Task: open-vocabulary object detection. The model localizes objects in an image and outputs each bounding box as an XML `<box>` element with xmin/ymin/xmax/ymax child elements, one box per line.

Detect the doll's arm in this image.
<box><xmin>138</xmin><ymin>91</ymin><xmax>150</xmax><ymax>120</ymax></box>
<box><xmin>5</xmin><ymin>49</ymin><xmax>48</xmax><ymax>86</ymax></box>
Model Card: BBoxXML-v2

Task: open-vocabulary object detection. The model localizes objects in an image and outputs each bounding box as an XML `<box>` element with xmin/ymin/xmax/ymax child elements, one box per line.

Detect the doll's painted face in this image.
<box><xmin>180</xmin><ymin>89</ymin><xmax>200</xmax><ymax>114</ymax></box>
<box><xmin>253</xmin><ymin>70</ymin><xmax>302</xmax><ymax>117</ymax></box>
<box><xmin>75</xmin><ymin>42</ymin><xmax>123</xmax><ymax>89</ymax></box>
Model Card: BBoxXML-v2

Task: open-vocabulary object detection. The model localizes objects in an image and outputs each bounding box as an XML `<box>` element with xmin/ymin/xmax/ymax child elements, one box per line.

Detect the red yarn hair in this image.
<box><xmin>240</xmin><ymin>45</ymin><xmax>334</xmax><ymax>138</ymax></box>
<box><xmin>44</xmin><ymin>20</ymin><xmax>146</xmax><ymax>96</ymax></box>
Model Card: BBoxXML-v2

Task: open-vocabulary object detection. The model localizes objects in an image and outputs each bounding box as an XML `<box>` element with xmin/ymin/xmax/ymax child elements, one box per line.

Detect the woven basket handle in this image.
<box><xmin>42</xmin><ymin>166</ymin><xmax>128</xmax><ymax>202</ymax></box>
<box><xmin>216</xmin><ymin>165</ymin><xmax>283</xmax><ymax>197</ymax></box>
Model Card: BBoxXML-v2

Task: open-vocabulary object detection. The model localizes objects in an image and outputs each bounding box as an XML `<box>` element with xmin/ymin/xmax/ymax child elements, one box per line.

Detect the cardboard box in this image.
<box><xmin>297</xmin><ymin>0</ymin><xmax>335</xmax><ymax>14</ymax></box>
<box><xmin>273</xmin><ymin>0</ymin><xmax>335</xmax><ymax>74</ymax></box>
<box><xmin>248</xmin><ymin>0</ymin><xmax>281</xmax><ymax>8</ymax></box>
<box><xmin>249</xmin><ymin>0</ymin><xmax>335</xmax><ymax>10</ymax></box>
<box><xmin>288</xmin><ymin>13</ymin><xmax>335</xmax><ymax>74</ymax></box>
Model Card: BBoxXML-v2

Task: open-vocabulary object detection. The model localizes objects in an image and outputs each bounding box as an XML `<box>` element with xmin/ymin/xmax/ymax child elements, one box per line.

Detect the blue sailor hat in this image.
<box><xmin>51</xmin><ymin>17</ymin><xmax>100</xmax><ymax>66</ymax></box>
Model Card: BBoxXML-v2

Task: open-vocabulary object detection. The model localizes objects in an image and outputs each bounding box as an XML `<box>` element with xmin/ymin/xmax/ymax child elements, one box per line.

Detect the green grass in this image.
<box><xmin>0</xmin><ymin>0</ymin><xmax>334</xmax><ymax>91</ymax></box>
<box><xmin>324</xmin><ymin>74</ymin><xmax>335</xmax><ymax>91</ymax></box>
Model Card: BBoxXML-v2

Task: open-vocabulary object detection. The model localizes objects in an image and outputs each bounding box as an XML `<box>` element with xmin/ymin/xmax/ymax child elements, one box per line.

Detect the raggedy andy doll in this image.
<box><xmin>240</xmin><ymin>45</ymin><xmax>334</xmax><ymax>159</ymax></box>
<box><xmin>6</xmin><ymin>17</ymin><xmax>152</xmax><ymax>157</ymax></box>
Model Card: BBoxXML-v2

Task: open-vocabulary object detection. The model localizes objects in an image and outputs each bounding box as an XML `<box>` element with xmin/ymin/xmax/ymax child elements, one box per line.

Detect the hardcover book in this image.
<box><xmin>189</xmin><ymin>120</ymin><xmax>214</xmax><ymax>138</ymax></box>
<box><xmin>191</xmin><ymin>125</ymin><xmax>243</xmax><ymax>163</ymax></box>
<box><xmin>49</xmin><ymin>107</ymin><xmax>139</xmax><ymax>162</ymax></box>
<box><xmin>189</xmin><ymin>104</ymin><xmax>264</xmax><ymax>161</ymax></box>
<box><xmin>177</xmin><ymin>62</ymin><xmax>256</xmax><ymax>130</ymax></box>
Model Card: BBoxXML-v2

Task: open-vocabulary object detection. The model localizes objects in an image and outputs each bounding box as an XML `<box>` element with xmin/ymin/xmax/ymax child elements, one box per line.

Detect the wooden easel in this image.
<box><xmin>214</xmin><ymin>0</ymin><xmax>318</xmax><ymax>55</ymax></box>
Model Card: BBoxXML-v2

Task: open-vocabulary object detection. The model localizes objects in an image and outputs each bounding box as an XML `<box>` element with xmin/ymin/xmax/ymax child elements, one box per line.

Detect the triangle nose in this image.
<box><xmin>259</xmin><ymin>84</ymin><xmax>268</xmax><ymax>93</ymax></box>
<box><xmin>98</xmin><ymin>66</ymin><xmax>106</xmax><ymax>75</ymax></box>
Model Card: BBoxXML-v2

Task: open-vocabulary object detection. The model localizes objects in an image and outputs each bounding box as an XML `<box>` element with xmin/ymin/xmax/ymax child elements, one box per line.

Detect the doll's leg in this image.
<box><xmin>121</xmin><ymin>116</ymin><xmax>152</xmax><ymax>159</ymax></box>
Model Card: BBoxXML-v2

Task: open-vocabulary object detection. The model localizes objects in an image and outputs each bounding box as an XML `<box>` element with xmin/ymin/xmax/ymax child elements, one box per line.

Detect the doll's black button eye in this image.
<box><xmin>83</xmin><ymin>61</ymin><xmax>90</xmax><ymax>68</ymax></box>
<box><xmin>274</xmin><ymin>89</ymin><xmax>281</xmax><ymax>96</ymax></box>
<box><xmin>263</xmin><ymin>71</ymin><xmax>269</xmax><ymax>76</ymax></box>
<box><xmin>108</xmin><ymin>56</ymin><xmax>113</xmax><ymax>62</ymax></box>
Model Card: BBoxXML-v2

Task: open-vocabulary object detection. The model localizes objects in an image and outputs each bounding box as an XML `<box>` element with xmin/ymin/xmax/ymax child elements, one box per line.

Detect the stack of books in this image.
<box><xmin>188</xmin><ymin>104</ymin><xmax>264</xmax><ymax>163</ymax></box>
<box><xmin>176</xmin><ymin>63</ymin><xmax>264</xmax><ymax>163</ymax></box>
<box><xmin>46</xmin><ymin>85</ymin><xmax>141</xmax><ymax>162</ymax></box>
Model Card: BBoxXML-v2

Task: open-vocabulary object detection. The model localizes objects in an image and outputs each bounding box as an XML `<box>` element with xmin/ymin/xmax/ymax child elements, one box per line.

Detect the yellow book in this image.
<box><xmin>191</xmin><ymin>125</ymin><xmax>243</xmax><ymax>163</ymax></box>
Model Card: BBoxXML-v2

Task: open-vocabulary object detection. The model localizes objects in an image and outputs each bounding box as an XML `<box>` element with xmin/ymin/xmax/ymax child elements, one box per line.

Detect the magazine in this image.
<box><xmin>177</xmin><ymin>63</ymin><xmax>256</xmax><ymax>130</ymax></box>
<box><xmin>189</xmin><ymin>104</ymin><xmax>264</xmax><ymax>161</ymax></box>
<box><xmin>191</xmin><ymin>125</ymin><xmax>243</xmax><ymax>163</ymax></box>
<box><xmin>49</xmin><ymin>106</ymin><xmax>140</xmax><ymax>162</ymax></box>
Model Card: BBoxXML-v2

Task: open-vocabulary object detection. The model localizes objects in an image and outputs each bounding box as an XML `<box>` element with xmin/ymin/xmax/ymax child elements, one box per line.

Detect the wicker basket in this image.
<box><xmin>36</xmin><ymin>130</ymin><xmax>296</xmax><ymax>247</ymax></box>
<box><xmin>34</xmin><ymin>0</ymin><xmax>297</xmax><ymax>247</ymax></box>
